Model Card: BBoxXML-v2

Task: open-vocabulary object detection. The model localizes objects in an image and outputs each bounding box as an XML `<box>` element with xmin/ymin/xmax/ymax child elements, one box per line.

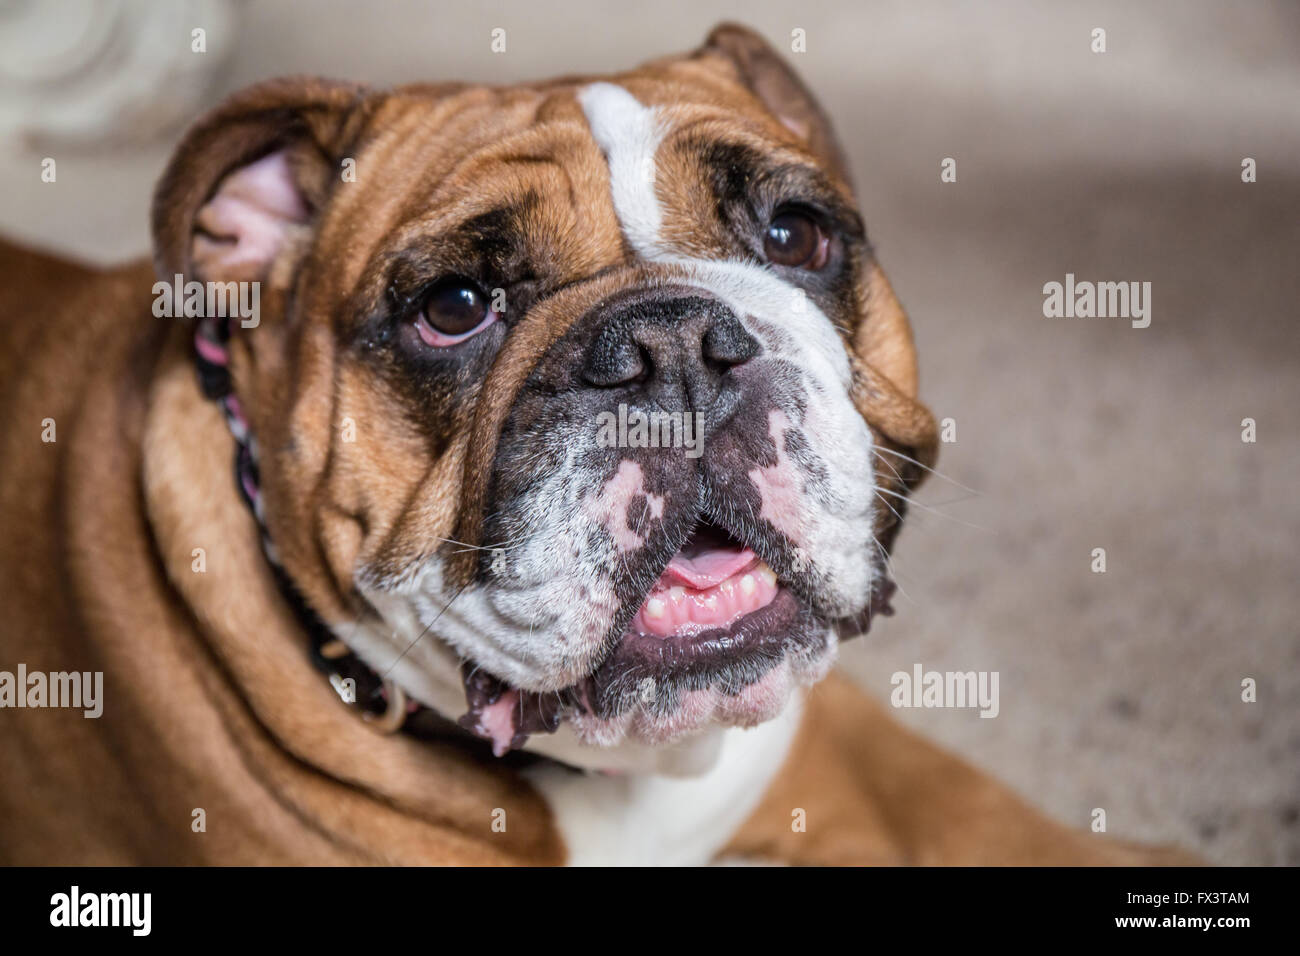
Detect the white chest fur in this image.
<box><xmin>525</xmin><ymin>694</ymin><xmax>802</xmax><ymax>866</ymax></box>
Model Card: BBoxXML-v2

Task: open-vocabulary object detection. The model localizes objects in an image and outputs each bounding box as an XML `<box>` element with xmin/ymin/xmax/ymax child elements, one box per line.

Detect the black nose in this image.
<box><xmin>581</xmin><ymin>294</ymin><xmax>759</xmax><ymax>412</ymax></box>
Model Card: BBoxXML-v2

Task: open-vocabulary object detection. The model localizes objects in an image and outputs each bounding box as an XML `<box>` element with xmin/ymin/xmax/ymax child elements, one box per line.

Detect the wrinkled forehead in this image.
<box><xmin>319</xmin><ymin>70</ymin><xmax>849</xmax><ymax>301</ymax></box>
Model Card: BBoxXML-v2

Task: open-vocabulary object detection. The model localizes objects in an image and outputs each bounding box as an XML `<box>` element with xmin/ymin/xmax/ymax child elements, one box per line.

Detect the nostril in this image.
<box><xmin>703</xmin><ymin>353</ymin><xmax>744</xmax><ymax>379</ymax></box>
<box><xmin>702</xmin><ymin>314</ymin><xmax>761</xmax><ymax>368</ymax></box>
<box><xmin>582</xmin><ymin>334</ymin><xmax>649</xmax><ymax>388</ymax></box>
<box><xmin>579</xmin><ymin>292</ymin><xmax>757</xmax><ymax>402</ymax></box>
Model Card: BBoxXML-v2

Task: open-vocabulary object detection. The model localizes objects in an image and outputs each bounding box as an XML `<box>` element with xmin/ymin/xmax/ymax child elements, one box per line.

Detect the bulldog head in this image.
<box><xmin>153</xmin><ymin>24</ymin><xmax>938</xmax><ymax>772</ymax></box>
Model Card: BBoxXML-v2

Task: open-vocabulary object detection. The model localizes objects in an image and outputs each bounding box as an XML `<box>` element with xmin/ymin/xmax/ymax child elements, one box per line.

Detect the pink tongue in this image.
<box><xmin>662</xmin><ymin>544</ymin><xmax>757</xmax><ymax>589</ymax></box>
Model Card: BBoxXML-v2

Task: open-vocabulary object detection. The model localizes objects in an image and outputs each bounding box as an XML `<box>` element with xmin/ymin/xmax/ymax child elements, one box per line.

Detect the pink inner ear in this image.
<box><xmin>193</xmin><ymin>150</ymin><xmax>309</xmax><ymax>281</ymax></box>
<box><xmin>778</xmin><ymin>113</ymin><xmax>811</xmax><ymax>141</ymax></box>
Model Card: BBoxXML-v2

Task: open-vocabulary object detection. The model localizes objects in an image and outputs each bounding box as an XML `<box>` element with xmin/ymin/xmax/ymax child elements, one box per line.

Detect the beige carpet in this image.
<box><xmin>2</xmin><ymin>0</ymin><xmax>1296</xmax><ymax>864</ymax></box>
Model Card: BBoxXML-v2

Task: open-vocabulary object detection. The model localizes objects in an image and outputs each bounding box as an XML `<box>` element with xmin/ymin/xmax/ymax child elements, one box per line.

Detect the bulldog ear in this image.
<box><xmin>850</xmin><ymin>263</ymin><xmax>940</xmax><ymax>488</ymax></box>
<box><xmin>696</xmin><ymin>23</ymin><xmax>852</xmax><ymax>186</ymax></box>
<box><xmin>151</xmin><ymin>77</ymin><xmax>368</xmax><ymax>284</ymax></box>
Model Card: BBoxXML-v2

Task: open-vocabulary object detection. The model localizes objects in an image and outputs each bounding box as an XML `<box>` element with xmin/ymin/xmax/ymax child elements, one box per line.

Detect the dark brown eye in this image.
<box><xmin>414</xmin><ymin>279</ymin><xmax>495</xmax><ymax>347</ymax></box>
<box><xmin>763</xmin><ymin>210</ymin><xmax>830</xmax><ymax>270</ymax></box>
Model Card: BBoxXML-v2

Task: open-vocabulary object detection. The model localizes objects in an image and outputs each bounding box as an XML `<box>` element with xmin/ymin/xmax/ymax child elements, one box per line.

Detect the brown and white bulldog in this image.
<box><xmin>0</xmin><ymin>24</ymin><xmax>1189</xmax><ymax>865</ymax></box>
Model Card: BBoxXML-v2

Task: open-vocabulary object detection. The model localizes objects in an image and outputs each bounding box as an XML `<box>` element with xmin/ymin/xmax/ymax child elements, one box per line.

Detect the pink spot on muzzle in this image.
<box><xmin>584</xmin><ymin>459</ymin><xmax>664</xmax><ymax>553</ymax></box>
<box><xmin>747</xmin><ymin>409</ymin><xmax>805</xmax><ymax>543</ymax></box>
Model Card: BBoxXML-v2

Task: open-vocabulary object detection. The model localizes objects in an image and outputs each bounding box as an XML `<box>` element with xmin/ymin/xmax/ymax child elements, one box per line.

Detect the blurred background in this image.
<box><xmin>2</xmin><ymin>0</ymin><xmax>1296</xmax><ymax>864</ymax></box>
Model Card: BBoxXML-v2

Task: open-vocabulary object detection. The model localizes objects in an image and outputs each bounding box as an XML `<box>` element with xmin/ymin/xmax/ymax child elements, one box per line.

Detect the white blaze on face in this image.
<box><xmin>576</xmin><ymin>82</ymin><xmax>669</xmax><ymax>258</ymax></box>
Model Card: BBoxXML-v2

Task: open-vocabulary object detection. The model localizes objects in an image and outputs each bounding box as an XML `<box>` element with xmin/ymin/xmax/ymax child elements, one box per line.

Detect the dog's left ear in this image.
<box><xmin>850</xmin><ymin>267</ymin><xmax>939</xmax><ymax>482</ymax></box>
<box><xmin>696</xmin><ymin>24</ymin><xmax>938</xmax><ymax>484</ymax></box>
<box><xmin>151</xmin><ymin>76</ymin><xmax>369</xmax><ymax>286</ymax></box>
<box><xmin>694</xmin><ymin>23</ymin><xmax>851</xmax><ymax>186</ymax></box>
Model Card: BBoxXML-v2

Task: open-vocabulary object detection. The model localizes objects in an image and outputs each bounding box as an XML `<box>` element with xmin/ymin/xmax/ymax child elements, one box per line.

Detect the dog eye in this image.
<box><xmin>414</xmin><ymin>279</ymin><xmax>496</xmax><ymax>347</ymax></box>
<box><xmin>763</xmin><ymin>210</ymin><xmax>830</xmax><ymax>270</ymax></box>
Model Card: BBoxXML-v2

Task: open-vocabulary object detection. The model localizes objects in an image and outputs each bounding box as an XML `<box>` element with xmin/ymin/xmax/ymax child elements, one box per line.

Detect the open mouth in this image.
<box><xmin>594</xmin><ymin>521</ymin><xmax>807</xmax><ymax>693</ymax></box>
<box><xmin>457</xmin><ymin>519</ymin><xmax>838</xmax><ymax>756</ymax></box>
<box><xmin>630</xmin><ymin>523</ymin><xmax>779</xmax><ymax>637</ymax></box>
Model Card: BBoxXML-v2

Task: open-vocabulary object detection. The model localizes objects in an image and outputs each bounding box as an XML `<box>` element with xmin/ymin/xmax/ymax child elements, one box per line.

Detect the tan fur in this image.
<box><xmin>0</xmin><ymin>244</ymin><xmax>564</xmax><ymax>864</ymax></box>
<box><xmin>0</xmin><ymin>25</ymin><xmax>1191</xmax><ymax>865</ymax></box>
<box><xmin>726</xmin><ymin>674</ymin><xmax>1197</xmax><ymax>865</ymax></box>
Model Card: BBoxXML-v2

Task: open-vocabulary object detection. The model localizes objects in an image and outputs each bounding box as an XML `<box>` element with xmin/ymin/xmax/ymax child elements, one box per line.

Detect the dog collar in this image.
<box><xmin>192</xmin><ymin>314</ymin><xmax>416</xmax><ymax>734</ymax></box>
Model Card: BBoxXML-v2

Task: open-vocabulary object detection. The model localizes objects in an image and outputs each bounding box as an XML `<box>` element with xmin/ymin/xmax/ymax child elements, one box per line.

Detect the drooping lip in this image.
<box><xmin>596</xmin><ymin>587</ymin><xmax>806</xmax><ymax>691</ymax></box>
<box><xmin>457</xmin><ymin>521</ymin><xmax>894</xmax><ymax>757</ymax></box>
<box><xmin>456</xmin><ymin>587</ymin><xmax>809</xmax><ymax>757</ymax></box>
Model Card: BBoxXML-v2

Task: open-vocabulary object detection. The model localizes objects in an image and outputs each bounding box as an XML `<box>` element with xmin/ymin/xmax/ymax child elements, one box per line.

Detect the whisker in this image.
<box><xmin>873</xmin><ymin>445</ymin><xmax>982</xmax><ymax>497</ymax></box>
<box><xmin>873</xmin><ymin>489</ymin><xmax>908</xmax><ymax>527</ymax></box>
<box><xmin>876</xmin><ymin>486</ymin><xmax>989</xmax><ymax>533</ymax></box>
<box><xmin>875</xmin><ymin>448</ymin><xmax>978</xmax><ymax>508</ymax></box>
<box><xmin>873</xmin><ymin>450</ymin><xmax>981</xmax><ymax>511</ymax></box>
<box><xmin>870</xmin><ymin>536</ymin><xmax>914</xmax><ymax>606</ymax></box>
<box><xmin>380</xmin><ymin>581</ymin><xmax>469</xmax><ymax>678</ymax></box>
<box><xmin>873</xmin><ymin>449</ymin><xmax>907</xmax><ymax>488</ymax></box>
<box><xmin>426</xmin><ymin>534</ymin><xmax>497</xmax><ymax>553</ymax></box>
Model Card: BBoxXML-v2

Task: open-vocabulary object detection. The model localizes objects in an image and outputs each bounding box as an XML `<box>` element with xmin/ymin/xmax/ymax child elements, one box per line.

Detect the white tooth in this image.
<box><xmin>645</xmin><ymin>597</ymin><xmax>667</xmax><ymax>619</ymax></box>
<box><xmin>757</xmin><ymin>563</ymin><xmax>777</xmax><ymax>587</ymax></box>
<box><xmin>704</xmin><ymin>594</ymin><xmax>719</xmax><ymax>610</ymax></box>
<box><xmin>739</xmin><ymin>574</ymin><xmax>756</xmax><ymax>596</ymax></box>
<box><xmin>669</xmin><ymin>586</ymin><xmax>686</xmax><ymax>603</ymax></box>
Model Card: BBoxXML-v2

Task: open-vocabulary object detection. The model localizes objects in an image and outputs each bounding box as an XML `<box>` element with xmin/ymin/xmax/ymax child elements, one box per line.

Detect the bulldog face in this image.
<box><xmin>153</xmin><ymin>25</ymin><xmax>937</xmax><ymax>769</ymax></box>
